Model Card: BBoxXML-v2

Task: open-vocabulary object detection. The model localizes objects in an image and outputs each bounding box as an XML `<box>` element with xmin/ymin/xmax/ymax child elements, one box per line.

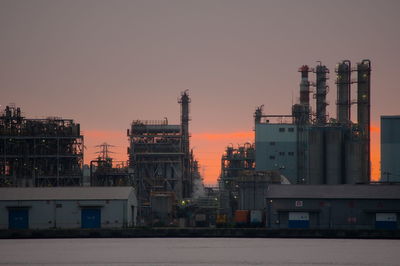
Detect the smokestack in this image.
<box><xmin>357</xmin><ymin>59</ymin><xmax>371</xmax><ymax>182</ymax></box>
<box><xmin>179</xmin><ymin>90</ymin><xmax>190</xmax><ymax>154</ymax></box>
<box><xmin>299</xmin><ymin>65</ymin><xmax>310</xmax><ymax>106</ymax></box>
<box><xmin>179</xmin><ymin>90</ymin><xmax>191</xmax><ymax>197</ymax></box>
<box><xmin>336</xmin><ymin>60</ymin><xmax>352</xmax><ymax>124</ymax></box>
<box><xmin>315</xmin><ymin>63</ymin><xmax>329</xmax><ymax>125</ymax></box>
<box><xmin>294</xmin><ymin>65</ymin><xmax>311</xmax><ymax>125</ymax></box>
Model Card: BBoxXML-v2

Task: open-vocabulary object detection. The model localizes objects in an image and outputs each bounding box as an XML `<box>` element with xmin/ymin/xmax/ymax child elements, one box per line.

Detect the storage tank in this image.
<box><xmin>308</xmin><ymin>127</ymin><xmax>324</xmax><ymax>184</ymax></box>
<box><xmin>151</xmin><ymin>192</ymin><xmax>174</xmax><ymax>225</ymax></box>
<box><xmin>325</xmin><ymin>128</ymin><xmax>343</xmax><ymax>184</ymax></box>
<box><xmin>345</xmin><ymin>137</ymin><xmax>363</xmax><ymax>184</ymax></box>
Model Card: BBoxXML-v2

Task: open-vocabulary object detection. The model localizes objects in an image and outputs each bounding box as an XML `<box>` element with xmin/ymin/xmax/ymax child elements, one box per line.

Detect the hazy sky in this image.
<box><xmin>1</xmin><ymin>0</ymin><xmax>399</xmax><ymax>184</ymax></box>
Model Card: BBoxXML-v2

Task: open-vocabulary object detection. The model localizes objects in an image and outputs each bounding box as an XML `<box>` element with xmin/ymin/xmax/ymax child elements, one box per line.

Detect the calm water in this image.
<box><xmin>0</xmin><ymin>238</ymin><xmax>399</xmax><ymax>265</ymax></box>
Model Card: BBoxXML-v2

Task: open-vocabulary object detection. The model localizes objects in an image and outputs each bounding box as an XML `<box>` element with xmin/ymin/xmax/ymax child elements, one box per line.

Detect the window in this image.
<box><xmin>288</xmin><ymin>152</ymin><xmax>295</xmax><ymax>156</ymax></box>
<box><xmin>279</xmin><ymin>152</ymin><xmax>285</xmax><ymax>156</ymax></box>
<box><xmin>288</xmin><ymin>127</ymin><xmax>294</xmax><ymax>132</ymax></box>
<box><xmin>270</xmin><ymin>142</ymin><xmax>275</xmax><ymax>146</ymax></box>
<box><xmin>269</xmin><ymin>156</ymin><xmax>275</xmax><ymax>160</ymax></box>
<box><xmin>279</xmin><ymin>128</ymin><xmax>285</xmax><ymax>132</ymax></box>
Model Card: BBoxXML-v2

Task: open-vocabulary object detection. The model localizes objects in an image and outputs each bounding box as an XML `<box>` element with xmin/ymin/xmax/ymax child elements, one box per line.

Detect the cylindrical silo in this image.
<box><xmin>345</xmin><ymin>137</ymin><xmax>363</xmax><ymax>184</ymax></box>
<box><xmin>308</xmin><ymin>127</ymin><xmax>324</xmax><ymax>184</ymax></box>
<box><xmin>325</xmin><ymin>127</ymin><xmax>343</xmax><ymax>184</ymax></box>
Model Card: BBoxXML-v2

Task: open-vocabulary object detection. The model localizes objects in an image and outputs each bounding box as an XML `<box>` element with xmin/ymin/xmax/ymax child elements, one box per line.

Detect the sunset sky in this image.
<box><xmin>1</xmin><ymin>0</ymin><xmax>399</xmax><ymax>184</ymax></box>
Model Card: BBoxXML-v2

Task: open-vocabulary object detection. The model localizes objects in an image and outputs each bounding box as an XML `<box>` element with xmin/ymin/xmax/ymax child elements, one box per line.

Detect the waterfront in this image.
<box><xmin>0</xmin><ymin>238</ymin><xmax>398</xmax><ymax>265</ymax></box>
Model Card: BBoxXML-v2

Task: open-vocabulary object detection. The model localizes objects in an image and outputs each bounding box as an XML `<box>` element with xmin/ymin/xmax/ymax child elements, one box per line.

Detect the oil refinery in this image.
<box><xmin>254</xmin><ymin>59</ymin><xmax>371</xmax><ymax>185</ymax></box>
<box><xmin>1</xmin><ymin>60</ymin><xmax>400</xmax><ymax>231</ymax></box>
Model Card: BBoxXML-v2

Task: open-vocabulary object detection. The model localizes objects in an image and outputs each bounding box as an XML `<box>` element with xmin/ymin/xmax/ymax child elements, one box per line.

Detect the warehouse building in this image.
<box><xmin>0</xmin><ymin>187</ymin><xmax>137</xmax><ymax>229</ymax></box>
<box><xmin>265</xmin><ymin>184</ymin><xmax>400</xmax><ymax>230</ymax></box>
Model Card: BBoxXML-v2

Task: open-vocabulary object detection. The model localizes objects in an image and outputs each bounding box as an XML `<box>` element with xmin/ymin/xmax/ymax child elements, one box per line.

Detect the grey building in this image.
<box><xmin>265</xmin><ymin>184</ymin><xmax>400</xmax><ymax>230</ymax></box>
<box><xmin>381</xmin><ymin>116</ymin><xmax>400</xmax><ymax>182</ymax></box>
<box><xmin>0</xmin><ymin>187</ymin><xmax>137</xmax><ymax>229</ymax></box>
<box><xmin>255</xmin><ymin>123</ymin><xmax>298</xmax><ymax>184</ymax></box>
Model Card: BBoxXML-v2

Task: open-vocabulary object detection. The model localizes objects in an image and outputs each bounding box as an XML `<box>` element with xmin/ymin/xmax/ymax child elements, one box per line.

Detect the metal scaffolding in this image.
<box><xmin>90</xmin><ymin>143</ymin><xmax>132</xmax><ymax>186</ymax></box>
<box><xmin>219</xmin><ymin>143</ymin><xmax>255</xmax><ymax>216</ymax></box>
<box><xmin>128</xmin><ymin>92</ymin><xmax>197</xmax><ymax>223</ymax></box>
<box><xmin>0</xmin><ymin>105</ymin><xmax>83</xmax><ymax>187</ymax></box>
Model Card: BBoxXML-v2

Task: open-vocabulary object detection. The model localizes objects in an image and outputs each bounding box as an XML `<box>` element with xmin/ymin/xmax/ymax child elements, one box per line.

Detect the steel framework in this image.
<box><xmin>128</xmin><ymin>92</ymin><xmax>195</xmax><ymax>222</ymax></box>
<box><xmin>0</xmin><ymin>105</ymin><xmax>83</xmax><ymax>187</ymax></box>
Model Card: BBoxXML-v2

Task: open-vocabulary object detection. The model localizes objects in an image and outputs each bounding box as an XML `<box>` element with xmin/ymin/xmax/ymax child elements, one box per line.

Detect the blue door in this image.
<box><xmin>288</xmin><ymin>212</ymin><xmax>309</xmax><ymax>229</ymax></box>
<box><xmin>375</xmin><ymin>213</ymin><xmax>397</xmax><ymax>230</ymax></box>
<box><xmin>81</xmin><ymin>208</ymin><xmax>101</xmax><ymax>228</ymax></box>
<box><xmin>9</xmin><ymin>209</ymin><xmax>29</xmax><ymax>229</ymax></box>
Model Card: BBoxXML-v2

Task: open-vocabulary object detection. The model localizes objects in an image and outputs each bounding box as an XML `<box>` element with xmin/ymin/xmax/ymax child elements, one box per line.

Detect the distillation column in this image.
<box><xmin>315</xmin><ymin>64</ymin><xmax>329</xmax><ymax>125</ymax></box>
<box><xmin>336</xmin><ymin>60</ymin><xmax>352</xmax><ymax>124</ymax></box>
<box><xmin>179</xmin><ymin>91</ymin><xmax>192</xmax><ymax>197</ymax></box>
<box><xmin>357</xmin><ymin>59</ymin><xmax>371</xmax><ymax>183</ymax></box>
<box><xmin>293</xmin><ymin>65</ymin><xmax>312</xmax><ymax>183</ymax></box>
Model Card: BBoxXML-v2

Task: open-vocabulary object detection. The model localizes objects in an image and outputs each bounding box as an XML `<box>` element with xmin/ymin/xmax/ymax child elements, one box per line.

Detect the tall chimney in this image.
<box><xmin>179</xmin><ymin>90</ymin><xmax>190</xmax><ymax>153</ymax></box>
<box><xmin>295</xmin><ymin>65</ymin><xmax>311</xmax><ymax>124</ymax></box>
<box><xmin>300</xmin><ymin>65</ymin><xmax>310</xmax><ymax>106</ymax></box>
<box><xmin>179</xmin><ymin>90</ymin><xmax>191</xmax><ymax>196</ymax></box>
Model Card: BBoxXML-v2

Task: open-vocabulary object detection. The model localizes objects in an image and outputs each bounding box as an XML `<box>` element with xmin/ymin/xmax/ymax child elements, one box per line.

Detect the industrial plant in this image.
<box><xmin>0</xmin><ymin>92</ymin><xmax>204</xmax><ymax>228</ymax></box>
<box><xmin>90</xmin><ymin>143</ymin><xmax>132</xmax><ymax>187</ymax></box>
<box><xmin>127</xmin><ymin>91</ymin><xmax>202</xmax><ymax>225</ymax></box>
<box><xmin>255</xmin><ymin>59</ymin><xmax>371</xmax><ymax>185</ymax></box>
<box><xmin>217</xmin><ymin>59</ymin><xmax>400</xmax><ymax>229</ymax></box>
<box><xmin>1</xmin><ymin>60</ymin><xmax>400</xmax><ymax>232</ymax></box>
<box><xmin>0</xmin><ymin>105</ymin><xmax>84</xmax><ymax>187</ymax></box>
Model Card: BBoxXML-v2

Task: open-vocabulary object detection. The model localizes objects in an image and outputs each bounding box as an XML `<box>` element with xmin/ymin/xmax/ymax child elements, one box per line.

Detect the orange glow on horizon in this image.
<box><xmin>83</xmin><ymin>129</ymin><xmax>128</xmax><ymax>164</ymax></box>
<box><xmin>191</xmin><ymin>131</ymin><xmax>254</xmax><ymax>185</ymax></box>
<box><xmin>192</xmin><ymin>131</ymin><xmax>254</xmax><ymax>141</ymax></box>
<box><xmin>83</xmin><ymin>126</ymin><xmax>381</xmax><ymax>185</ymax></box>
<box><xmin>370</xmin><ymin>124</ymin><xmax>380</xmax><ymax>181</ymax></box>
<box><xmin>370</xmin><ymin>125</ymin><xmax>380</xmax><ymax>133</ymax></box>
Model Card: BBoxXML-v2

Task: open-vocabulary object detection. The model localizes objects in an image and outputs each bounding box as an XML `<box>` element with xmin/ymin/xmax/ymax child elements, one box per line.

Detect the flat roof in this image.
<box><xmin>0</xmin><ymin>187</ymin><xmax>135</xmax><ymax>201</ymax></box>
<box><xmin>266</xmin><ymin>184</ymin><xmax>400</xmax><ymax>199</ymax></box>
<box><xmin>381</xmin><ymin>116</ymin><xmax>400</xmax><ymax>119</ymax></box>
